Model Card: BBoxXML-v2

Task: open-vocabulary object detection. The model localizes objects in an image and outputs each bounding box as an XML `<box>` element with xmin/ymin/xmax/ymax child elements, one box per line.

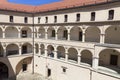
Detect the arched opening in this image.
<box><xmin>81</xmin><ymin>50</ymin><xmax>92</xmax><ymax>66</ymax></box>
<box><xmin>0</xmin><ymin>62</ymin><xmax>8</xmax><ymax>79</ymax></box>
<box><xmin>58</xmin><ymin>27</ymin><xmax>67</xmax><ymax>40</ymax></box>
<box><xmin>57</xmin><ymin>46</ymin><xmax>65</xmax><ymax>60</ymax></box>
<box><xmin>40</xmin><ymin>44</ymin><xmax>45</xmax><ymax>55</ymax></box>
<box><xmin>0</xmin><ymin>45</ymin><xmax>4</xmax><ymax>57</ymax></box>
<box><xmin>85</xmin><ymin>27</ymin><xmax>100</xmax><ymax>42</ymax></box>
<box><xmin>5</xmin><ymin>27</ymin><xmax>18</xmax><ymax>38</ymax></box>
<box><xmin>47</xmin><ymin>27</ymin><xmax>55</xmax><ymax>40</ymax></box>
<box><xmin>70</xmin><ymin>27</ymin><xmax>82</xmax><ymax>41</ymax></box>
<box><xmin>105</xmin><ymin>26</ymin><xmax>120</xmax><ymax>44</ymax></box>
<box><xmin>68</xmin><ymin>48</ymin><xmax>78</xmax><ymax>63</ymax></box>
<box><xmin>47</xmin><ymin>45</ymin><xmax>54</xmax><ymax>58</ymax></box>
<box><xmin>16</xmin><ymin>57</ymin><xmax>32</xmax><ymax>75</ymax></box>
<box><xmin>38</xmin><ymin>27</ymin><xmax>45</xmax><ymax>38</ymax></box>
<box><xmin>6</xmin><ymin>44</ymin><xmax>19</xmax><ymax>56</ymax></box>
<box><xmin>22</xmin><ymin>43</ymin><xmax>32</xmax><ymax>54</ymax></box>
<box><xmin>0</xmin><ymin>28</ymin><xmax>3</xmax><ymax>38</ymax></box>
<box><xmin>21</xmin><ymin>27</ymin><xmax>32</xmax><ymax>38</ymax></box>
<box><xmin>99</xmin><ymin>49</ymin><xmax>120</xmax><ymax>74</ymax></box>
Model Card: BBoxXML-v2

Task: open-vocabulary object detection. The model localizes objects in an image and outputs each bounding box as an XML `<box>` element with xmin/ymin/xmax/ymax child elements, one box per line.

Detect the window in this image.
<box><xmin>61</xmin><ymin>66</ymin><xmax>67</xmax><ymax>73</ymax></box>
<box><xmin>52</xmin><ymin>30</ymin><xmax>55</xmax><ymax>37</ymax></box>
<box><xmin>38</xmin><ymin>17</ymin><xmax>41</xmax><ymax>23</ymax></box>
<box><xmin>54</xmin><ymin>16</ymin><xmax>57</xmax><ymax>23</ymax></box>
<box><xmin>47</xmin><ymin>69</ymin><xmax>51</xmax><ymax>77</ymax></box>
<box><xmin>64</xmin><ymin>15</ymin><xmax>68</xmax><ymax>22</ymax></box>
<box><xmin>24</xmin><ymin>17</ymin><xmax>28</xmax><ymax>23</ymax></box>
<box><xmin>10</xmin><ymin>16</ymin><xmax>13</xmax><ymax>22</ymax></box>
<box><xmin>45</xmin><ymin>17</ymin><xmax>48</xmax><ymax>23</ymax></box>
<box><xmin>108</xmin><ymin>10</ymin><xmax>114</xmax><ymax>20</ymax></box>
<box><xmin>76</xmin><ymin>13</ymin><xmax>80</xmax><ymax>21</ymax></box>
<box><xmin>22</xmin><ymin>45</ymin><xmax>27</xmax><ymax>54</ymax></box>
<box><xmin>22</xmin><ymin>30</ymin><xmax>27</xmax><ymax>38</ymax></box>
<box><xmin>22</xmin><ymin>63</ymin><xmax>27</xmax><ymax>71</ymax></box>
<box><xmin>91</xmin><ymin>12</ymin><xmax>95</xmax><ymax>21</ymax></box>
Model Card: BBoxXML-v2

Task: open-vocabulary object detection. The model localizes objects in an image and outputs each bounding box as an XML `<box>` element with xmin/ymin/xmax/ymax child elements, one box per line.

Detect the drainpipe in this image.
<box><xmin>32</xmin><ymin>13</ymin><xmax>35</xmax><ymax>74</ymax></box>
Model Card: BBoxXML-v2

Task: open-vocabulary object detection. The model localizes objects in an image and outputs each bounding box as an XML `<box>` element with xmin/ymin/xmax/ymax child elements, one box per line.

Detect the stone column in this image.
<box><xmin>92</xmin><ymin>56</ymin><xmax>99</xmax><ymax>69</ymax></box>
<box><xmin>77</xmin><ymin>54</ymin><xmax>81</xmax><ymax>64</ymax></box>
<box><xmin>54</xmin><ymin>46</ymin><xmax>57</xmax><ymax>59</ymax></box>
<box><xmin>100</xmin><ymin>33</ymin><xmax>105</xmax><ymax>44</ymax></box>
<box><xmin>19</xmin><ymin>45</ymin><xmax>22</xmax><ymax>55</ymax></box>
<box><xmin>55</xmin><ymin>30</ymin><xmax>58</xmax><ymax>40</ymax></box>
<box><xmin>18</xmin><ymin>30</ymin><xmax>21</xmax><ymax>38</ymax></box>
<box><xmin>3</xmin><ymin>31</ymin><xmax>5</xmax><ymax>39</ymax></box>
<box><xmin>82</xmin><ymin>30</ymin><xmax>85</xmax><ymax>42</ymax></box>
<box><xmin>3</xmin><ymin>45</ymin><xmax>6</xmax><ymax>57</ymax></box>
<box><xmin>67</xmin><ymin>30</ymin><xmax>70</xmax><ymax>41</ymax></box>
<box><xmin>65</xmin><ymin>48</ymin><xmax>68</xmax><ymax>61</ymax></box>
<box><xmin>38</xmin><ymin>44</ymin><xmax>41</xmax><ymax>55</ymax></box>
<box><xmin>44</xmin><ymin>45</ymin><xmax>48</xmax><ymax>57</ymax></box>
<box><xmin>45</xmin><ymin>28</ymin><xmax>48</xmax><ymax>39</ymax></box>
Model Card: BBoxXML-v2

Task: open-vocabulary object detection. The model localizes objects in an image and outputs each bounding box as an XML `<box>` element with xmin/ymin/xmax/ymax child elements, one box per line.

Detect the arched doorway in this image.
<box><xmin>0</xmin><ymin>62</ymin><xmax>8</xmax><ymax>79</ymax></box>
<box><xmin>99</xmin><ymin>49</ymin><xmax>120</xmax><ymax>74</ymax></box>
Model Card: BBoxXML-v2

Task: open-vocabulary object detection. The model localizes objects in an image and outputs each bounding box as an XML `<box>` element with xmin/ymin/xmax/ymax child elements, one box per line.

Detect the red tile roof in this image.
<box><xmin>0</xmin><ymin>0</ymin><xmax>114</xmax><ymax>13</ymax></box>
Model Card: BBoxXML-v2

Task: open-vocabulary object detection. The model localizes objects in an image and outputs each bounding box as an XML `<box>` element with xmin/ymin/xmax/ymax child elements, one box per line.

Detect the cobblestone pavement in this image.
<box><xmin>17</xmin><ymin>72</ymin><xmax>52</xmax><ymax>80</ymax></box>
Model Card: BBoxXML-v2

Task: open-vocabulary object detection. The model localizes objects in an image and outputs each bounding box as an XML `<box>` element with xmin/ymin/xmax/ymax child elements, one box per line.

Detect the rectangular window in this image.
<box><xmin>76</xmin><ymin>13</ymin><xmax>80</xmax><ymax>21</ymax></box>
<box><xmin>64</xmin><ymin>15</ymin><xmax>68</xmax><ymax>22</ymax></box>
<box><xmin>22</xmin><ymin>30</ymin><xmax>27</xmax><ymax>38</ymax></box>
<box><xmin>52</xmin><ymin>30</ymin><xmax>55</xmax><ymax>37</ymax></box>
<box><xmin>45</xmin><ymin>17</ymin><xmax>48</xmax><ymax>23</ymax></box>
<box><xmin>54</xmin><ymin>16</ymin><xmax>57</xmax><ymax>23</ymax></box>
<box><xmin>10</xmin><ymin>16</ymin><xmax>13</xmax><ymax>22</ymax></box>
<box><xmin>91</xmin><ymin>12</ymin><xmax>95</xmax><ymax>21</ymax></box>
<box><xmin>38</xmin><ymin>17</ymin><xmax>41</xmax><ymax>23</ymax></box>
<box><xmin>22</xmin><ymin>63</ymin><xmax>27</xmax><ymax>71</ymax></box>
<box><xmin>24</xmin><ymin>17</ymin><xmax>28</xmax><ymax>23</ymax></box>
<box><xmin>108</xmin><ymin>10</ymin><xmax>114</xmax><ymax>20</ymax></box>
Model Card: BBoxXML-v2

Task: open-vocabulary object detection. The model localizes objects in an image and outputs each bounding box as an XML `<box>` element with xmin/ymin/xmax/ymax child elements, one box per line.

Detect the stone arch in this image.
<box><xmin>57</xmin><ymin>46</ymin><xmax>65</xmax><ymax>59</ymax></box>
<box><xmin>99</xmin><ymin>49</ymin><xmax>120</xmax><ymax>74</ymax></box>
<box><xmin>16</xmin><ymin>57</ymin><xmax>32</xmax><ymax>75</ymax></box>
<box><xmin>57</xmin><ymin>26</ymin><xmax>67</xmax><ymax>40</ymax></box>
<box><xmin>38</xmin><ymin>27</ymin><xmax>45</xmax><ymax>38</ymax></box>
<box><xmin>22</xmin><ymin>43</ymin><xmax>32</xmax><ymax>54</ymax></box>
<box><xmin>6</xmin><ymin>44</ymin><xmax>19</xmax><ymax>56</ymax></box>
<box><xmin>85</xmin><ymin>27</ymin><xmax>100</xmax><ymax>42</ymax></box>
<box><xmin>81</xmin><ymin>50</ymin><xmax>93</xmax><ymax>66</ymax></box>
<box><xmin>70</xmin><ymin>26</ymin><xmax>83</xmax><ymax>41</ymax></box>
<box><xmin>47</xmin><ymin>45</ymin><xmax>54</xmax><ymax>57</ymax></box>
<box><xmin>21</xmin><ymin>27</ymin><xmax>32</xmax><ymax>38</ymax></box>
<box><xmin>68</xmin><ymin>47</ymin><xmax>78</xmax><ymax>63</ymax></box>
<box><xmin>5</xmin><ymin>27</ymin><xmax>18</xmax><ymax>38</ymax></box>
<box><xmin>105</xmin><ymin>26</ymin><xmax>120</xmax><ymax>44</ymax></box>
<box><xmin>47</xmin><ymin>27</ymin><xmax>55</xmax><ymax>39</ymax></box>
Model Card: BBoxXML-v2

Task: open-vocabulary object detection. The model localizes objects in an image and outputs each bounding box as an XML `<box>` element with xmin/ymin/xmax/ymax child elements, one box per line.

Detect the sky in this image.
<box><xmin>8</xmin><ymin>0</ymin><xmax>61</xmax><ymax>6</ymax></box>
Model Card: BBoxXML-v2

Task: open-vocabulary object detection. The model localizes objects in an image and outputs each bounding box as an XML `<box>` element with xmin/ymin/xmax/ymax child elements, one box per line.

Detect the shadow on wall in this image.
<box><xmin>16</xmin><ymin>57</ymin><xmax>32</xmax><ymax>75</ymax></box>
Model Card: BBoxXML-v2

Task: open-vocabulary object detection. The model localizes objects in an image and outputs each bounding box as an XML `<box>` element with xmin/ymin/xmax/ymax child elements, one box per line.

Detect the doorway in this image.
<box><xmin>47</xmin><ymin>68</ymin><xmax>51</xmax><ymax>77</ymax></box>
<box><xmin>110</xmin><ymin>55</ymin><xmax>118</xmax><ymax>66</ymax></box>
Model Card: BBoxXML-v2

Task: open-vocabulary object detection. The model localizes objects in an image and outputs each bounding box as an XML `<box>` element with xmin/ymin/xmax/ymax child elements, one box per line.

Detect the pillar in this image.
<box><xmin>65</xmin><ymin>48</ymin><xmax>68</xmax><ymax>61</ymax></box>
<box><xmin>45</xmin><ymin>28</ymin><xmax>48</xmax><ymax>39</ymax></box>
<box><xmin>100</xmin><ymin>33</ymin><xmax>105</xmax><ymax>44</ymax></box>
<box><xmin>18</xmin><ymin>30</ymin><xmax>21</xmax><ymax>38</ymax></box>
<box><xmin>3</xmin><ymin>46</ymin><xmax>6</xmax><ymax>57</ymax></box>
<box><xmin>77</xmin><ymin>54</ymin><xmax>81</xmax><ymax>64</ymax></box>
<box><xmin>92</xmin><ymin>57</ymin><xmax>99</xmax><ymax>69</ymax></box>
<box><xmin>55</xmin><ymin>30</ymin><xmax>58</xmax><ymax>40</ymax></box>
<box><xmin>44</xmin><ymin>45</ymin><xmax>48</xmax><ymax>57</ymax></box>
<box><xmin>38</xmin><ymin>44</ymin><xmax>41</xmax><ymax>55</ymax></box>
<box><xmin>82</xmin><ymin>30</ymin><xmax>85</xmax><ymax>42</ymax></box>
<box><xmin>67</xmin><ymin>30</ymin><xmax>70</xmax><ymax>41</ymax></box>
<box><xmin>54</xmin><ymin>46</ymin><xmax>57</xmax><ymax>59</ymax></box>
<box><xmin>3</xmin><ymin>31</ymin><xmax>5</xmax><ymax>39</ymax></box>
<box><xmin>19</xmin><ymin>45</ymin><xmax>22</xmax><ymax>55</ymax></box>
